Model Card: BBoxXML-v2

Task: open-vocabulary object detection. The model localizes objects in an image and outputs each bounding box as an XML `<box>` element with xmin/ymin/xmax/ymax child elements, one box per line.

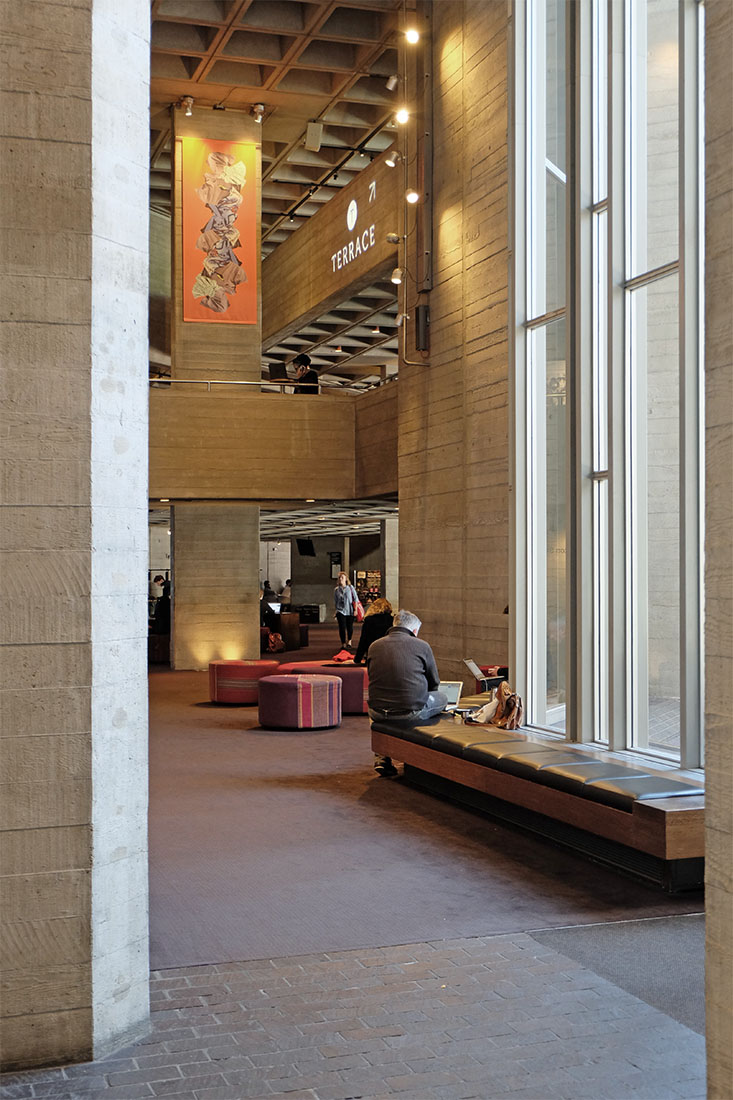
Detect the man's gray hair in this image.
<box><xmin>393</xmin><ymin>609</ymin><xmax>421</xmax><ymax>633</ymax></box>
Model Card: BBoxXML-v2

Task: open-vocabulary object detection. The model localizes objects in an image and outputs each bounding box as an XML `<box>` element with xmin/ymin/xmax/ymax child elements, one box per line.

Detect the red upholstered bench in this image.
<box><xmin>258</xmin><ymin>674</ymin><xmax>342</xmax><ymax>730</ymax></box>
<box><xmin>208</xmin><ymin>659</ymin><xmax>280</xmax><ymax>704</ymax></box>
<box><xmin>277</xmin><ymin>661</ymin><xmax>369</xmax><ymax>714</ymax></box>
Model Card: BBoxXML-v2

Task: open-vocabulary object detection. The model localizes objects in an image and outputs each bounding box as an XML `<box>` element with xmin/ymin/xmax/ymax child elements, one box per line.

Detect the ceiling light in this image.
<box><xmin>181</xmin><ymin>96</ymin><xmax>194</xmax><ymax>116</ymax></box>
<box><xmin>405</xmin><ymin>27</ymin><xmax>420</xmax><ymax>44</ymax></box>
<box><xmin>251</xmin><ymin>103</ymin><xmax>265</xmax><ymax>124</ymax></box>
<box><xmin>386</xmin><ymin>231</ymin><xmax>402</xmax><ymax>244</ymax></box>
<box><xmin>395</xmin><ymin>108</ymin><xmax>409</xmax><ymax>125</ymax></box>
<box><xmin>396</xmin><ymin>311</ymin><xmax>410</xmax><ymax>326</ymax></box>
<box><xmin>386</xmin><ymin>74</ymin><xmax>399</xmax><ymax>91</ymax></box>
<box><xmin>385</xmin><ymin>150</ymin><xmax>403</xmax><ymax>168</ymax></box>
<box><xmin>405</xmin><ymin>188</ymin><xmax>420</xmax><ymax>204</ymax></box>
<box><xmin>391</xmin><ymin>267</ymin><xmax>403</xmax><ymax>284</ymax></box>
<box><xmin>306</xmin><ymin>499</ymin><xmax>315</xmax><ymax>503</ymax></box>
<box><xmin>159</xmin><ymin>498</ymin><xmax>170</xmax><ymax>503</ymax></box>
<box><xmin>372</xmin><ymin>325</ymin><xmax>380</xmax><ymax>334</ymax></box>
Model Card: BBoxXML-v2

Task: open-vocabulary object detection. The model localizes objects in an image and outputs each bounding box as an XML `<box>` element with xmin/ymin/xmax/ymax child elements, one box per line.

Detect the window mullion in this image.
<box><xmin>678</xmin><ymin>0</ymin><xmax>704</xmax><ymax>768</ymax></box>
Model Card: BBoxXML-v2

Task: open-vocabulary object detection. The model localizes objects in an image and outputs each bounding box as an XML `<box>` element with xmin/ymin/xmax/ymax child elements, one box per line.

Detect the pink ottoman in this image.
<box><xmin>278</xmin><ymin>661</ymin><xmax>369</xmax><ymax>714</ymax></box>
<box><xmin>209</xmin><ymin>659</ymin><xmax>280</xmax><ymax>704</ymax></box>
<box><xmin>258</xmin><ymin>674</ymin><xmax>342</xmax><ymax>730</ymax></box>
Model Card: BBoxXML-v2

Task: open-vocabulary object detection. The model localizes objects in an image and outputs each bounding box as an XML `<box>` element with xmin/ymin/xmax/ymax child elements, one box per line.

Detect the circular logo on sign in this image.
<box><xmin>346</xmin><ymin>200</ymin><xmax>358</xmax><ymax>232</ymax></box>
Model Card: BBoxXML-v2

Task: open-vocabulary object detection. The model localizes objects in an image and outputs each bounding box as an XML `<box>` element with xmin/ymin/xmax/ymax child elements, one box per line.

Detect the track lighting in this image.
<box><xmin>251</xmin><ymin>103</ymin><xmax>265</xmax><ymax>124</ymax></box>
<box><xmin>386</xmin><ymin>74</ymin><xmax>399</xmax><ymax>91</ymax></box>
<box><xmin>385</xmin><ymin>150</ymin><xmax>403</xmax><ymax>168</ymax></box>
<box><xmin>405</xmin><ymin>28</ymin><xmax>420</xmax><ymax>44</ymax></box>
<box><xmin>391</xmin><ymin>267</ymin><xmax>403</xmax><ymax>284</ymax></box>
<box><xmin>405</xmin><ymin>188</ymin><xmax>419</xmax><ymax>204</ymax></box>
<box><xmin>181</xmin><ymin>96</ymin><xmax>194</xmax><ymax>116</ymax></box>
<box><xmin>395</xmin><ymin>108</ymin><xmax>409</xmax><ymax>125</ymax></box>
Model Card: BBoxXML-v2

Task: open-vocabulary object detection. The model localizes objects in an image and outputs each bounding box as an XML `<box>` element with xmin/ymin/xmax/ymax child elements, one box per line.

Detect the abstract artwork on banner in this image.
<box><xmin>182</xmin><ymin>137</ymin><xmax>257</xmax><ymax>324</ymax></box>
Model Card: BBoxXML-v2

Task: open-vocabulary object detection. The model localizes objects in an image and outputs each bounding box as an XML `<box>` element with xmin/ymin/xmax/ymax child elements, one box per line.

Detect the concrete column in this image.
<box><xmin>171</xmin><ymin>505</ymin><xmax>261</xmax><ymax>669</ymax></box>
<box><xmin>380</xmin><ymin>517</ymin><xmax>399</xmax><ymax>608</ymax></box>
<box><xmin>705</xmin><ymin>3</ymin><xmax>733</xmax><ymax>1093</ymax></box>
<box><xmin>0</xmin><ymin>0</ymin><xmax>150</xmax><ymax>1070</ymax></box>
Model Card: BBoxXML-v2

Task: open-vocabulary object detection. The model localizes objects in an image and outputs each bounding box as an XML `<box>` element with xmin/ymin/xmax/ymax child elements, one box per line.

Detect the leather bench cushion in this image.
<box><xmin>496</xmin><ymin>748</ymin><xmax>590</xmax><ymax>778</ymax></box>
<box><xmin>584</xmin><ymin>774</ymin><xmax>705</xmax><ymax>811</ymax></box>
<box><xmin>369</xmin><ymin>719</ymin><xmax>445</xmax><ymax>747</ymax></box>
<box><xmin>430</xmin><ymin>726</ymin><xmax>526</xmax><ymax>757</ymax></box>
<box><xmin>463</xmin><ymin>739</ymin><xmax>540</xmax><ymax>765</ymax></box>
<box><xmin>538</xmin><ymin>761</ymin><xmax>652</xmax><ymax>795</ymax></box>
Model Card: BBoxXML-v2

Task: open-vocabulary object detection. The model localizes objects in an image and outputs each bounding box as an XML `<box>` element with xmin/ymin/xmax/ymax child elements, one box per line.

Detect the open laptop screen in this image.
<box><xmin>439</xmin><ymin>681</ymin><xmax>463</xmax><ymax>709</ymax></box>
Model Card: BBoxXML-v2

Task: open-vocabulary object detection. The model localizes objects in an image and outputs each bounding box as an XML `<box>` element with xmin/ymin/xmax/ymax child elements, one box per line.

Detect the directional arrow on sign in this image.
<box><xmin>369</xmin><ymin>181</ymin><xmax>376</xmax><ymax>202</ymax></box>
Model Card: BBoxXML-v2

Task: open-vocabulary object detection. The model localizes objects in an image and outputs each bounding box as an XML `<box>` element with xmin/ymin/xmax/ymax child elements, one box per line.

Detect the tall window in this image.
<box><xmin>514</xmin><ymin>0</ymin><xmax>704</xmax><ymax>766</ymax></box>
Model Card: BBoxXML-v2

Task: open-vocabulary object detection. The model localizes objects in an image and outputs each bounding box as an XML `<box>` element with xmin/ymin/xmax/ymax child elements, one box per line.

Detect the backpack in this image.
<box><xmin>267</xmin><ymin>632</ymin><xmax>285</xmax><ymax>653</ymax></box>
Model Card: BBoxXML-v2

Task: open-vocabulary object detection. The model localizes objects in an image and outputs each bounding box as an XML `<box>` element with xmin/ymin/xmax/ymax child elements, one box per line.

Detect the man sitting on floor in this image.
<box><xmin>366</xmin><ymin>609</ymin><xmax>448</xmax><ymax>777</ymax></box>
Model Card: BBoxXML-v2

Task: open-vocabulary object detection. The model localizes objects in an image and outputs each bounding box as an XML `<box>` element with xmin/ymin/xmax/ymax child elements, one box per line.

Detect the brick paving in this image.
<box><xmin>0</xmin><ymin>931</ymin><xmax>705</xmax><ymax>1100</ymax></box>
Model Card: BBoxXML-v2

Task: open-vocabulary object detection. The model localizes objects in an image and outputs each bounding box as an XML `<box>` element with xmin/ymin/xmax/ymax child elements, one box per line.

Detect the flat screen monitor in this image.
<box><xmin>267</xmin><ymin>602</ymin><xmax>281</xmax><ymax>614</ymax></box>
<box><xmin>268</xmin><ymin>361</ymin><xmax>290</xmax><ymax>382</ymax></box>
<box><xmin>296</xmin><ymin>537</ymin><xmax>316</xmax><ymax>556</ymax></box>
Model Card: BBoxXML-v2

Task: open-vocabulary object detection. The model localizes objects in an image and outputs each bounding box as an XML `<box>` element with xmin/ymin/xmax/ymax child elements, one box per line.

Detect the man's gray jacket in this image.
<box><xmin>366</xmin><ymin>626</ymin><xmax>440</xmax><ymax>716</ymax></box>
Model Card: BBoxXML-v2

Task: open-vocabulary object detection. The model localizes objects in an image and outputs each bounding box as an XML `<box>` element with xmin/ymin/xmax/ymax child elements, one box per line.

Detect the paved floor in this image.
<box><xmin>0</xmin><ymin>931</ymin><xmax>705</xmax><ymax>1100</ymax></box>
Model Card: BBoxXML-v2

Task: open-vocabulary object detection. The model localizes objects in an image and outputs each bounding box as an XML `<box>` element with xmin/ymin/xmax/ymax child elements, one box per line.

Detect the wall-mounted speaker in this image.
<box><xmin>304</xmin><ymin>121</ymin><xmax>323</xmax><ymax>152</ymax></box>
<box><xmin>296</xmin><ymin>537</ymin><xmax>316</xmax><ymax>556</ymax></box>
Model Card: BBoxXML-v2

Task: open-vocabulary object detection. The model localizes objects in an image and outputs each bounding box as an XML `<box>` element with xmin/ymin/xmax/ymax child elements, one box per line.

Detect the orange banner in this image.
<box><xmin>181</xmin><ymin>137</ymin><xmax>257</xmax><ymax>324</ymax></box>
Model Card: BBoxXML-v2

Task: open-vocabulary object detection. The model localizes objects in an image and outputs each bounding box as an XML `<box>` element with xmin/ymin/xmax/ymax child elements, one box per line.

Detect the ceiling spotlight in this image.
<box><xmin>405</xmin><ymin>27</ymin><xmax>420</xmax><ymax>44</ymax></box>
<box><xmin>289</xmin><ymin>214</ymin><xmax>294</xmax><ymax>222</ymax></box>
<box><xmin>372</xmin><ymin>325</ymin><xmax>380</xmax><ymax>334</ymax></box>
<box><xmin>306</xmin><ymin>499</ymin><xmax>315</xmax><ymax>503</ymax></box>
<box><xmin>396</xmin><ymin>312</ymin><xmax>410</xmax><ymax>327</ymax></box>
<box><xmin>391</xmin><ymin>267</ymin><xmax>403</xmax><ymax>284</ymax></box>
<box><xmin>395</xmin><ymin>107</ymin><xmax>409</xmax><ymax>125</ymax></box>
<box><xmin>181</xmin><ymin>96</ymin><xmax>194</xmax><ymax>116</ymax></box>
<box><xmin>386</xmin><ymin>231</ymin><xmax>403</xmax><ymax>244</ymax></box>
<box><xmin>251</xmin><ymin>103</ymin><xmax>265</xmax><ymax>124</ymax></box>
<box><xmin>386</xmin><ymin>73</ymin><xmax>399</xmax><ymax>91</ymax></box>
<box><xmin>405</xmin><ymin>188</ymin><xmax>420</xmax><ymax>204</ymax></box>
<box><xmin>385</xmin><ymin>149</ymin><xmax>403</xmax><ymax>168</ymax></box>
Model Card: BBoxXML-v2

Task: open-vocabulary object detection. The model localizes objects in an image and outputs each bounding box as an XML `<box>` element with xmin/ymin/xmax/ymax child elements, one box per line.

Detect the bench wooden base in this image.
<box><xmin>372</xmin><ymin>731</ymin><xmax>704</xmax><ymax>892</ymax></box>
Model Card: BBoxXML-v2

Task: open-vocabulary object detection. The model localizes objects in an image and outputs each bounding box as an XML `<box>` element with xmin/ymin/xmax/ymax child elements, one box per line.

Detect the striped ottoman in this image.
<box><xmin>278</xmin><ymin>661</ymin><xmax>369</xmax><ymax>714</ymax></box>
<box><xmin>208</xmin><ymin>659</ymin><xmax>280</xmax><ymax>704</ymax></box>
<box><xmin>258</xmin><ymin>674</ymin><xmax>342</xmax><ymax>730</ymax></box>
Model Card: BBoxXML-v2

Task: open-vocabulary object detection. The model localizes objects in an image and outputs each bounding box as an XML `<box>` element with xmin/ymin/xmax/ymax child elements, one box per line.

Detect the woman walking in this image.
<box><xmin>333</xmin><ymin>571</ymin><xmax>358</xmax><ymax>649</ymax></box>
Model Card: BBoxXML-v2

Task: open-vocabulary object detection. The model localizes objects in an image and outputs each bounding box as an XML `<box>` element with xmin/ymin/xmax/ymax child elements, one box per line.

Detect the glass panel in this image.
<box><xmin>627</xmin><ymin>0</ymin><xmax>679</xmax><ymax>276</ymax></box>
<box><xmin>593</xmin><ymin>210</ymin><xmax>608</xmax><ymax>470</ymax></box>
<box><xmin>545</xmin><ymin>0</ymin><xmax>566</xmax><ymax>313</ymax></box>
<box><xmin>592</xmin><ymin>0</ymin><xmax>608</xmax><ymax>204</ymax></box>
<box><xmin>529</xmin><ymin>318</ymin><xmax>567</xmax><ymax>732</ymax></box>
<box><xmin>593</xmin><ymin>478</ymin><xmax>610</xmax><ymax>743</ymax></box>
<box><xmin>630</xmin><ymin>274</ymin><xmax>681</xmax><ymax>755</ymax></box>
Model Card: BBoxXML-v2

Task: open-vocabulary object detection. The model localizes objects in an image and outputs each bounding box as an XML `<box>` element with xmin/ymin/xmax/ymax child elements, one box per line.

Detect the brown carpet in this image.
<box><xmin>149</xmin><ymin>628</ymin><xmax>702</xmax><ymax>970</ymax></box>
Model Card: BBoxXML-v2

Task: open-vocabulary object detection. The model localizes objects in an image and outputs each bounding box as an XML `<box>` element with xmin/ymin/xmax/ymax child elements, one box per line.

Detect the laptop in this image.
<box><xmin>439</xmin><ymin>681</ymin><xmax>464</xmax><ymax>711</ymax></box>
<box><xmin>267</xmin><ymin>602</ymin><xmax>281</xmax><ymax>614</ymax></box>
<box><xmin>463</xmin><ymin>658</ymin><xmax>508</xmax><ymax>693</ymax></box>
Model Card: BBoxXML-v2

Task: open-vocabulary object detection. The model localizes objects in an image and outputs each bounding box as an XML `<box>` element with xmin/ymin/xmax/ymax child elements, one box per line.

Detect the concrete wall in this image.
<box><xmin>398</xmin><ymin>0</ymin><xmax>511</xmax><ymax>680</ymax></box>
<box><xmin>0</xmin><ymin>0</ymin><xmax>150</xmax><ymax>1069</ymax></box>
<box><xmin>705</xmin><ymin>2</ymin><xmax>733</xmax><ymax>1092</ymax></box>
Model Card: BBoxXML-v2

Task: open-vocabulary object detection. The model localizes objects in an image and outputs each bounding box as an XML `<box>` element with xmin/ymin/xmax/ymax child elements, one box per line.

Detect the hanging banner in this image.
<box><xmin>181</xmin><ymin>137</ymin><xmax>257</xmax><ymax>324</ymax></box>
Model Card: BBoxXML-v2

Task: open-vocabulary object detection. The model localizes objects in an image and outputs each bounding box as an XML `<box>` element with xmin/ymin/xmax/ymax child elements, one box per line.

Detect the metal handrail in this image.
<box><xmin>148</xmin><ymin>377</ymin><xmax>332</xmax><ymax>392</ymax></box>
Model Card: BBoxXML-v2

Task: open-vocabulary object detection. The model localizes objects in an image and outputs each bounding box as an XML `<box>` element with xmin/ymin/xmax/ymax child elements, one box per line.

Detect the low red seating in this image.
<box><xmin>258</xmin><ymin>674</ymin><xmax>342</xmax><ymax>730</ymax></box>
<box><xmin>209</xmin><ymin>659</ymin><xmax>280</xmax><ymax>704</ymax></box>
<box><xmin>277</xmin><ymin>661</ymin><xmax>369</xmax><ymax>714</ymax></box>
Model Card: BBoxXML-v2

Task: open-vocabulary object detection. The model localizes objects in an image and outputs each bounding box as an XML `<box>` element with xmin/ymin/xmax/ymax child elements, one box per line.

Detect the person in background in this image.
<box><xmin>366</xmin><ymin>609</ymin><xmax>448</xmax><ymax>777</ymax></box>
<box><xmin>292</xmin><ymin>353</ymin><xmax>319</xmax><ymax>394</ymax></box>
<box><xmin>353</xmin><ymin>597</ymin><xmax>393</xmax><ymax>666</ymax></box>
<box><xmin>333</xmin><ymin>571</ymin><xmax>358</xmax><ymax>649</ymax></box>
<box><xmin>262</xmin><ymin>579</ymin><xmax>277</xmax><ymax>602</ymax></box>
<box><xmin>279</xmin><ymin>579</ymin><xmax>292</xmax><ymax>607</ymax></box>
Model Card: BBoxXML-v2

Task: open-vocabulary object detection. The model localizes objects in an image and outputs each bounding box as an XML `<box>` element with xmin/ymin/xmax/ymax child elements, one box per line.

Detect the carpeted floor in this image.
<box><xmin>530</xmin><ymin>913</ymin><xmax>705</xmax><ymax>1034</ymax></box>
<box><xmin>149</xmin><ymin>631</ymin><xmax>703</xmax><ymax>972</ymax></box>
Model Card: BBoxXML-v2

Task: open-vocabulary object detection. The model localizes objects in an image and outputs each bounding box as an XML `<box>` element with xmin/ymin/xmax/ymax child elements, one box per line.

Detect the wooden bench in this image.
<box><xmin>370</xmin><ymin>710</ymin><xmax>704</xmax><ymax>892</ymax></box>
